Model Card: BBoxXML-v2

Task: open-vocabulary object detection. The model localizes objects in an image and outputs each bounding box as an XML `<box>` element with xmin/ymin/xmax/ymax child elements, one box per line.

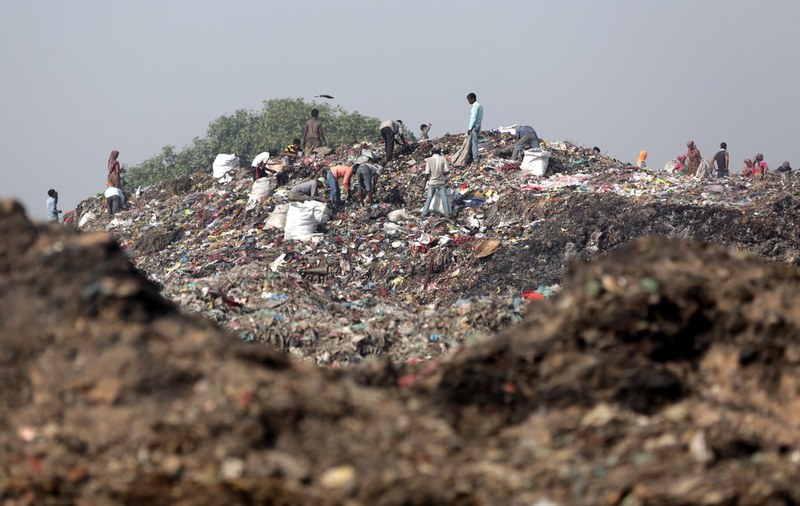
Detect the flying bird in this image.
<box><xmin>314</xmin><ymin>94</ymin><xmax>334</xmax><ymax>99</ymax></box>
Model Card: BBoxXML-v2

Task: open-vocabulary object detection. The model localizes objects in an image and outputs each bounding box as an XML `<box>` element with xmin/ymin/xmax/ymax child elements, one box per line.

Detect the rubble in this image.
<box><xmin>5</xmin><ymin>199</ymin><xmax>800</xmax><ymax>504</ymax></box>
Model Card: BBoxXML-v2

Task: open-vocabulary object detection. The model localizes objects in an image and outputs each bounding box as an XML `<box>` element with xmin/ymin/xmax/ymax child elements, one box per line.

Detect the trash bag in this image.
<box><xmin>212</xmin><ymin>154</ymin><xmax>239</xmax><ymax>181</ymax></box>
<box><xmin>696</xmin><ymin>159</ymin><xmax>713</xmax><ymax>179</ymax></box>
<box><xmin>451</xmin><ymin>136</ymin><xmax>472</xmax><ymax>167</ymax></box>
<box><xmin>663</xmin><ymin>160</ymin><xmax>678</xmax><ymax>172</ymax></box>
<box><xmin>284</xmin><ymin>201</ymin><xmax>329</xmax><ymax>241</ymax></box>
<box><xmin>426</xmin><ymin>188</ymin><xmax>455</xmax><ymax>216</ymax></box>
<box><xmin>246</xmin><ymin>177</ymin><xmax>277</xmax><ymax>211</ymax></box>
<box><xmin>264</xmin><ymin>204</ymin><xmax>290</xmax><ymax>229</ymax></box>
<box><xmin>520</xmin><ymin>150</ymin><xmax>551</xmax><ymax>177</ymax></box>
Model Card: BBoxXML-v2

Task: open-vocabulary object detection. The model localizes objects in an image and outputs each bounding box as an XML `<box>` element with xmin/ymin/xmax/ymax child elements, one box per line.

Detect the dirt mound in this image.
<box><xmin>4</xmin><ymin>201</ymin><xmax>800</xmax><ymax>504</ymax></box>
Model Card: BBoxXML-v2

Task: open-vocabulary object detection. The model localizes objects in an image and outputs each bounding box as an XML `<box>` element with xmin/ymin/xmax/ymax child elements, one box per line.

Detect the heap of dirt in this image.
<box><xmin>4</xmin><ymin>200</ymin><xmax>800</xmax><ymax>505</ymax></box>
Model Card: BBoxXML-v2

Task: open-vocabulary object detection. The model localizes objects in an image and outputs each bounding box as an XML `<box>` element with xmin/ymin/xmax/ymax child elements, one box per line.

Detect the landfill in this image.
<box><xmin>5</xmin><ymin>196</ymin><xmax>800</xmax><ymax>504</ymax></box>
<box><xmin>64</xmin><ymin>131</ymin><xmax>800</xmax><ymax>366</ymax></box>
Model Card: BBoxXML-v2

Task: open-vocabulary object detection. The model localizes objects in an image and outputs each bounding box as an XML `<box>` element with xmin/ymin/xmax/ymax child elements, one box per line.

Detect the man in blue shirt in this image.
<box><xmin>511</xmin><ymin>125</ymin><xmax>540</xmax><ymax>161</ymax></box>
<box><xmin>46</xmin><ymin>189</ymin><xmax>61</xmax><ymax>223</ymax></box>
<box><xmin>466</xmin><ymin>92</ymin><xmax>483</xmax><ymax>162</ymax></box>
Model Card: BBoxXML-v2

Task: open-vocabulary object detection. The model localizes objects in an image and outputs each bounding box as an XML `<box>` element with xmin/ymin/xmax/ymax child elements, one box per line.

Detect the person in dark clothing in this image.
<box><xmin>380</xmin><ymin>119</ymin><xmax>405</xmax><ymax>162</ymax></box>
<box><xmin>711</xmin><ymin>142</ymin><xmax>730</xmax><ymax>178</ymax></box>
<box><xmin>302</xmin><ymin>109</ymin><xmax>327</xmax><ymax>153</ymax></box>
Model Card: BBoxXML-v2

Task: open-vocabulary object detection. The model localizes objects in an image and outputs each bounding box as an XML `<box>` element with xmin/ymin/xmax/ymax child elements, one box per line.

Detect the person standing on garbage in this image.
<box><xmin>380</xmin><ymin>119</ymin><xmax>406</xmax><ymax>162</ymax></box>
<box><xmin>104</xmin><ymin>185</ymin><xmax>125</xmax><ymax>216</ymax></box>
<box><xmin>711</xmin><ymin>142</ymin><xmax>729</xmax><ymax>178</ymax></box>
<box><xmin>107</xmin><ymin>150</ymin><xmax>124</xmax><ymax>188</ymax></box>
<box><xmin>420</xmin><ymin>146</ymin><xmax>451</xmax><ymax>217</ymax></box>
<box><xmin>326</xmin><ymin>164</ymin><xmax>353</xmax><ymax>207</ymax></box>
<box><xmin>466</xmin><ymin>92</ymin><xmax>484</xmax><ymax>163</ymax></box>
<box><xmin>302</xmin><ymin>108</ymin><xmax>327</xmax><ymax>153</ymax></box>
<box><xmin>511</xmin><ymin>125</ymin><xmax>540</xmax><ymax>161</ymax></box>
<box><xmin>355</xmin><ymin>162</ymin><xmax>382</xmax><ymax>204</ymax></box>
<box><xmin>685</xmin><ymin>141</ymin><xmax>702</xmax><ymax>176</ymax></box>
<box><xmin>637</xmin><ymin>151</ymin><xmax>648</xmax><ymax>169</ymax></box>
<box><xmin>45</xmin><ymin>189</ymin><xmax>62</xmax><ymax>222</ymax></box>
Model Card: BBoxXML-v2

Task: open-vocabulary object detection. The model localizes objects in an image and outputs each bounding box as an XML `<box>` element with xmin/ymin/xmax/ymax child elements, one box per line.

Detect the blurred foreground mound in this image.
<box><xmin>3</xmin><ymin>200</ymin><xmax>800</xmax><ymax>505</ymax></box>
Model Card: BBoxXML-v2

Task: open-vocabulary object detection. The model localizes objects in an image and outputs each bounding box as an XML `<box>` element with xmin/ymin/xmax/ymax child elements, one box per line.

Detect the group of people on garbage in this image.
<box><xmin>637</xmin><ymin>141</ymin><xmax>793</xmax><ymax>179</ymax></box>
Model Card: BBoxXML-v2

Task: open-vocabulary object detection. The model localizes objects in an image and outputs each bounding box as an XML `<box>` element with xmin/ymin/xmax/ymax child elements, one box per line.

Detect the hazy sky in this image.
<box><xmin>2</xmin><ymin>1</ymin><xmax>798</xmax><ymax>219</ymax></box>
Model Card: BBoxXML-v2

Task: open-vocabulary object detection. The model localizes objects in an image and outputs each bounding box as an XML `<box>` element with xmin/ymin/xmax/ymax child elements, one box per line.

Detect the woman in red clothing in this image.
<box><xmin>107</xmin><ymin>150</ymin><xmax>124</xmax><ymax>188</ymax></box>
<box><xmin>685</xmin><ymin>141</ymin><xmax>701</xmax><ymax>176</ymax></box>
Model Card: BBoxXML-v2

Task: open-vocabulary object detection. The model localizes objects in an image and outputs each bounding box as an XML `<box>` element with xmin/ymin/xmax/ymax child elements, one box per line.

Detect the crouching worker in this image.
<box><xmin>288</xmin><ymin>179</ymin><xmax>320</xmax><ymax>202</ymax></box>
<box><xmin>511</xmin><ymin>125</ymin><xmax>540</xmax><ymax>161</ymax></box>
<box><xmin>355</xmin><ymin>162</ymin><xmax>382</xmax><ymax>204</ymax></box>
<box><xmin>421</xmin><ymin>146</ymin><xmax>451</xmax><ymax>217</ymax></box>
<box><xmin>104</xmin><ymin>185</ymin><xmax>125</xmax><ymax>216</ymax></box>
<box><xmin>326</xmin><ymin>164</ymin><xmax>353</xmax><ymax>207</ymax></box>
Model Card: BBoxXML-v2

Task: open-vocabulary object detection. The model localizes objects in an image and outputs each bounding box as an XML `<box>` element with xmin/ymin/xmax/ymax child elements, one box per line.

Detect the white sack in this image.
<box><xmin>246</xmin><ymin>177</ymin><xmax>277</xmax><ymax>210</ymax></box>
<box><xmin>213</xmin><ymin>153</ymin><xmax>239</xmax><ymax>180</ymax></box>
<box><xmin>78</xmin><ymin>211</ymin><xmax>97</xmax><ymax>229</ymax></box>
<box><xmin>284</xmin><ymin>201</ymin><xmax>329</xmax><ymax>241</ymax></box>
<box><xmin>264</xmin><ymin>204</ymin><xmax>290</xmax><ymax>229</ymax></box>
<box><xmin>387</xmin><ymin>209</ymin><xmax>413</xmax><ymax>222</ymax></box>
<box><xmin>520</xmin><ymin>150</ymin><xmax>551</xmax><ymax>177</ymax></box>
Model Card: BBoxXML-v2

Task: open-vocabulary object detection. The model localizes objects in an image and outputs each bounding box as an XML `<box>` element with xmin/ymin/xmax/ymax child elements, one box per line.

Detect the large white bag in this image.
<box><xmin>426</xmin><ymin>188</ymin><xmax>455</xmax><ymax>216</ymax></box>
<box><xmin>520</xmin><ymin>150</ymin><xmax>551</xmax><ymax>177</ymax></box>
<box><xmin>284</xmin><ymin>201</ymin><xmax>329</xmax><ymax>241</ymax></box>
<box><xmin>212</xmin><ymin>154</ymin><xmax>239</xmax><ymax>181</ymax></box>
<box><xmin>264</xmin><ymin>204</ymin><xmax>290</xmax><ymax>229</ymax></box>
<box><xmin>246</xmin><ymin>177</ymin><xmax>277</xmax><ymax>210</ymax></box>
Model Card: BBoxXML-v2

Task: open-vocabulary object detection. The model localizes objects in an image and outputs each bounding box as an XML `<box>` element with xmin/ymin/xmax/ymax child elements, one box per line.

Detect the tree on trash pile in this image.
<box><xmin>127</xmin><ymin>98</ymin><xmax>381</xmax><ymax>187</ymax></box>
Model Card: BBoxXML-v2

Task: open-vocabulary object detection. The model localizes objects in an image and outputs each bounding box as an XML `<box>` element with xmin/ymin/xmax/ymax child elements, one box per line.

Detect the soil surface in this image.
<box><xmin>4</xmin><ymin>199</ymin><xmax>800</xmax><ymax>505</ymax></box>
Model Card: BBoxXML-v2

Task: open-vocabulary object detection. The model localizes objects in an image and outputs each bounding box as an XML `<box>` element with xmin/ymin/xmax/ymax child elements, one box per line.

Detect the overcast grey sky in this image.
<box><xmin>2</xmin><ymin>1</ymin><xmax>798</xmax><ymax>219</ymax></box>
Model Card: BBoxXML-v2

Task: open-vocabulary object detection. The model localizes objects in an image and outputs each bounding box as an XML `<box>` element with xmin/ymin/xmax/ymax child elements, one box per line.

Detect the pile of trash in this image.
<box><xmin>5</xmin><ymin>199</ymin><xmax>800</xmax><ymax>504</ymax></box>
<box><xmin>69</xmin><ymin>131</ymin><xmax>800</xmax><ymax>364</ymax></box>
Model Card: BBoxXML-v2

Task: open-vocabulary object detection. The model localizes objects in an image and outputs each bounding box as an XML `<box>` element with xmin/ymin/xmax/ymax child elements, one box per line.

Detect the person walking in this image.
<box><xmin>380</xmin><ymin>119</ymin><xmax>406</xmax><ymax>162</ymax></box>
<box><xmin>511</xmin><ymin>125</ymin><xmax>540</xmax><ymax>161</ymax></box>
<box><xmin>711</xmin><ymin>142</ymin><xmax>730</xmax><ymax>178</ymax></box>
<box><xmin>302</xmin><ymin>108</ymin><xmax>326</xmax><ymax>153</ymax></box>
<box><xmin>466</xmin><ymin>92</ymin><xmax>484</xmax><ymax>163</ymax></box>
<box><xmin>420</xmin><ymin>147</ymin><xmax>451</xmax><ymax>217</ymax></box>
<box><xmin>45</xmin><ymin>189</ymin><xmax>62</xmax><ymax>222</ymax></box>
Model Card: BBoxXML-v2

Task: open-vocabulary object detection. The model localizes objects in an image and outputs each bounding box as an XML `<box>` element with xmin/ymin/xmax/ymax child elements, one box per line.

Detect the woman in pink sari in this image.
<box><xmin>685</xmin><ymin>141</ymin><xmax>701</xmax><ymax>176</ymax></box>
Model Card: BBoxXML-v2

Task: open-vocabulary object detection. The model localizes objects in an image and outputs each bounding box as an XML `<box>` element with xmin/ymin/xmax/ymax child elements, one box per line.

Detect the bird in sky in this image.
<box><xmin>314</xmin><ymin>94</ymin><xmax>334</xmax><ymax>99</ymax></box>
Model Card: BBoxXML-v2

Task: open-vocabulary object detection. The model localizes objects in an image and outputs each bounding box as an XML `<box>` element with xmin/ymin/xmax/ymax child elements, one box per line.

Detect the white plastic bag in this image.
<box><xmin>284</xmin><ymin>201</ymin><xmax>329</xmax><ymax>241</ymax></box>
<box><xmin>78</xmin><ymin>211</ymin><xmax>97</xmax><ymax>229</ymax></box>
<box><xmin>387</xmin><ymin>209</ymin><xmax>413</xmax><ymax>222</ymax></box>
<box><xmin>264</xmin><ymin>204</ymin><xmax>290</xmax><ymax>229</ymax></box>
<box><xmin>520</xmin><ymin>150</ymin><xmax>551</xmax><ymax>177</ymax></box>
<box><xmin>246</xmin><ymin>177</ymin><xmax>277</xmax><ymax>210</ymax></box>
<box><xmin>212</xmin><ymin>154</ymin><xmax>239</xmax><ymax>181</ymax></box>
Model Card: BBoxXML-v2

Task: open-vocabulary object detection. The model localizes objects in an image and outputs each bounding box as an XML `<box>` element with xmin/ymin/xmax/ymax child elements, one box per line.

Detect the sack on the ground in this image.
<box><xmin>284</xmin><ymin>201</ymin><xmax>329</xmax><ymax>241</ymax></box>
<box><xmin>520</xmin><ymin>149</ymin><xmax>551</xmax><ymax>177</ymax></box>
<box><xmin>263</xmin><ymin>204</ymin><xmax>289</xmax><ymax>229</ymax></box>
<box><xmin>212</xmin><ymin>154</ymin><xmax>239</xmax><ymax>181</ymax></box>
<box><xmin>246</xmin><ymin>177</ymin><xmax>277</xmax><ymax>210</ymax></box>
<box><xmin>696</xmin><ymin>158</ymin><xmax>712</xmax><ymax>178</ymax></box>
<box><xmin>427</xmin><ymin>188</ymin><xmax>455</xmax><ymax>216</ymax></box>
<box><xmin>451</xmin><ymin>136</ymin><xmax>472</xmax><ymax>167</ymax></box>
<box><xmin>663</xmin><ymin>160</ymin><xmax>678</xmax><ymax>172</ymax></box>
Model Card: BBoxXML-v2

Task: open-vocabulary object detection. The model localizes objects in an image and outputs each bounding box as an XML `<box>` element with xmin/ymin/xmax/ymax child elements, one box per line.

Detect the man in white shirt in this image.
<box><xmin>104</xmin><ymin>186</ymin><xmax>125</xmax><ymax>216</ymax></box>
<box><xmin>379</xmin><ymin>119</ymin><xmax>406</xmax><ymax>163</ymax></box>
<box><xmin>421</xmin><ymin>147</ymin><xmax>451</xmax><ymax>217</ymax></box>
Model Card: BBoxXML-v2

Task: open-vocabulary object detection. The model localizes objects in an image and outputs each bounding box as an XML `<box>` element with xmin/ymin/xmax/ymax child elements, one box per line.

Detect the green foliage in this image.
<box><xmin>126</xmin><ymin>98</ymin><xmax>382</xmax><ymax>187</ymax></box>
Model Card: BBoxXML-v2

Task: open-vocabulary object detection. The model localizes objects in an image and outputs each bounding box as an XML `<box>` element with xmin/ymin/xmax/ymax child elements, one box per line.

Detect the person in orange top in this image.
<box><xmin>637</xmin><ymin>150</ymin><xmax>648</xmax><ymax>168</ymax></box>
<box><xmin>326</xmin><ymin>164</ymin><xmax>353</xmax><ymax>206</ymax></box>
